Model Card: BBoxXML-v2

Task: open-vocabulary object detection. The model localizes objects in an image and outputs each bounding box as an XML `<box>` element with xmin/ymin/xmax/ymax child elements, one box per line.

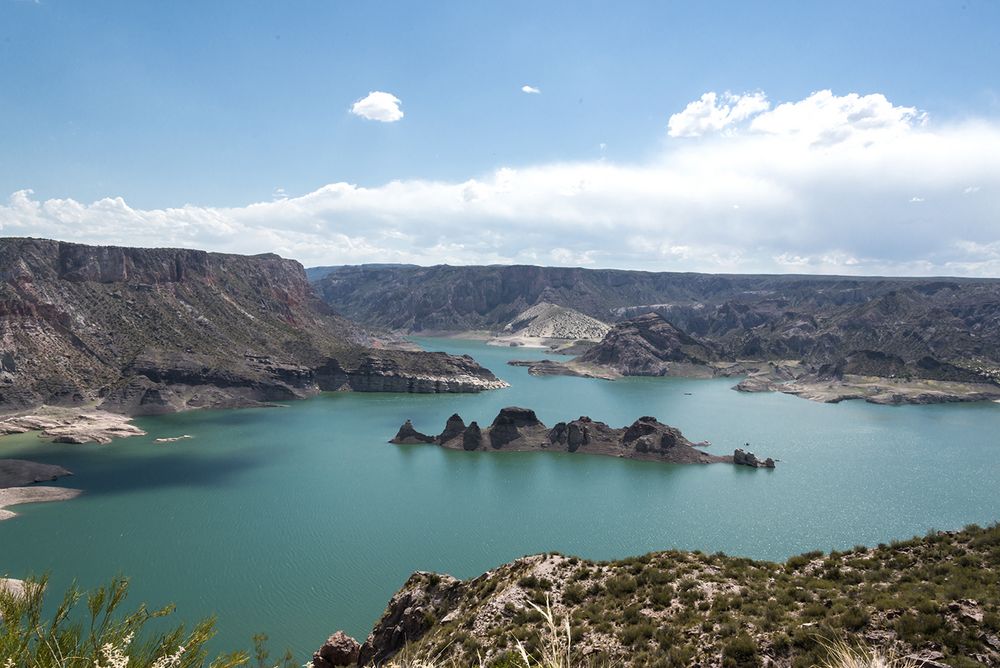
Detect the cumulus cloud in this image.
<box><xmin>521</xmin><ymin>85</ymin><xmax>541</xmax><ymax>94</ymax></box>
<box><xmin>667</xmin><ymin>91</ymin><xmax>770</xmax><ymax>137</ymax></box>
<box><xmin>3</xmin><ymin>90</ymin><xmax>1000</xmax><ymax>277</ymax></box>
<box><xmin>350</xmin><ymin>91</ymin><xmax>403</xmax><ymax>122</ymax></box>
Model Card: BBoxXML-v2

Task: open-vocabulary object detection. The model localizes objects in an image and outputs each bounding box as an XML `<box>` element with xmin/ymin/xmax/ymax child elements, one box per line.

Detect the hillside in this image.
<box><xmin>0</xmin><ymin>239</ymin><xmax>504</xmax><ymax>415</ymax></box>
<box><xmin>317</xmin><ymin>523</ymin><xmax>1000</xmax><ymax>667</ymax></box>
<box><xmin>502</xmin><ymin>302</ymin><xmax>610</xmax><ymax>341</ymax></box>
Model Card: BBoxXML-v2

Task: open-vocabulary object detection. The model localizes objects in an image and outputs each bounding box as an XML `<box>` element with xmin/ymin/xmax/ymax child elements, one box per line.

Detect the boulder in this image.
<box><xmin>313</xmin><ymin>631</ymin><xmax>361</xmax><ymax>668</ymax></box>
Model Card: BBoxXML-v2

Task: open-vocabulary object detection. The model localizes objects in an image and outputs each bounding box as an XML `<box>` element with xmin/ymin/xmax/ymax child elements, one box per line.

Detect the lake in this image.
<box><xmin>1</xmin><ymin>338</ymin><xmax>998</xmax><ymax>657</ymax></box>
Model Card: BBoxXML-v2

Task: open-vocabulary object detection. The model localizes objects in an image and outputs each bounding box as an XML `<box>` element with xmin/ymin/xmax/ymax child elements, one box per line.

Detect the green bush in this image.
<box><xmin>0</xmin><ymin>576</ymin><xmax>247</xmax><ymax>668</ymax></box>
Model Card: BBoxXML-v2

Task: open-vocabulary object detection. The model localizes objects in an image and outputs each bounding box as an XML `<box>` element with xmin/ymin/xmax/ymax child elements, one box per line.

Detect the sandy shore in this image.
<box><xmin>0</xmin><ymin>486</ymin><xmax>81</xmax><ymax>521</ymax></box>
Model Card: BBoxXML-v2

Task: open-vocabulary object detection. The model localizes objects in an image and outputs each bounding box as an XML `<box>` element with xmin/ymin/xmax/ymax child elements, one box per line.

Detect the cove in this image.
<box><xmin>1</xmin><ymin>338</ymin><xmax>999</xmax><ymax>657</ymax></box>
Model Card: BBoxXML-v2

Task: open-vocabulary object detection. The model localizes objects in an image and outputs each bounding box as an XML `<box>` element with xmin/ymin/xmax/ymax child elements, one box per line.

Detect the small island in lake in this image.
<box><xmin>390</xmin><ymin>406</ymin><xmax>774</xmax><ymax>468</ymax></box>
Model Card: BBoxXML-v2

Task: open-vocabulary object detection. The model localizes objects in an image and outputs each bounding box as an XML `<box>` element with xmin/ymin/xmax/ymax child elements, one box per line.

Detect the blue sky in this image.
<box><xmin>2</xmin><ymin>1</ymin><xmax>1000</xmax><ymax>274</ymax></box>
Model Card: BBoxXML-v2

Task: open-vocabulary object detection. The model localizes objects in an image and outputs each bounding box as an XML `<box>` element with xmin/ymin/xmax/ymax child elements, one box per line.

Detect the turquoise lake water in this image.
<box><xmin>1</xmin><ymin>338</ymin><xmax>999</xmax><ymax>657</ymax></box>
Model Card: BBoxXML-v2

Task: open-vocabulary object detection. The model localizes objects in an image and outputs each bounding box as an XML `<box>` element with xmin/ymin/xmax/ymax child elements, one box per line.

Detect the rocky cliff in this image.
<box><xmin>389</xmin><ymin>406</ymin><xmax>773</xmax><ymax>467</ymax></box>
<box><xmin>315</xmin><ymin>524</ymin><xmax>1000</xmax><ymax>667</ymax></box>
<box><xmin>0</xmin><ymin>238</ymin><xmax>504</xmax><ymax>415</ymax></box>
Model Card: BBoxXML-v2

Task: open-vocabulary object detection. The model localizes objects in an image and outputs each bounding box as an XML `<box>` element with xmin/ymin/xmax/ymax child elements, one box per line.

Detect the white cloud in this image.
<box><xmin>668</xmin><ymin>89</ymin><xmax>925</xmax><ymax>146</ymax></box>
<box><xmin>750</xmin><ymin>90</ymin><xmax>925</xmax><ymax>145</ymax></box>
<box><xmin>521</xmin><ymin>85</ymin><xmax>541</xmax><ymax>94</ymax></box>
<box><xmin>3</xmin><ymin>90</ymin><xmax>1000</xmax><ymax>277</ymax></box>
<box><xmin>909</xmin><ymin>196</ymin><xmax>925</xmax><ymax>203</ymax></box>
<box><xmin>350</xmin><ymin>91</ymin><xmax>403</xmax><ymax>122</ymax></box>
<box><xmin>667</xmin><ymin>91</ymin><xmax>770</xmax><ymax>137</ymax></box>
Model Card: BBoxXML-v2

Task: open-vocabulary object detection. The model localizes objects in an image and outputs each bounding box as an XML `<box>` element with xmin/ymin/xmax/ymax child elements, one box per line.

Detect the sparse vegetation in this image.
<box><xmin>358</xmin><ymin>524</ymin><xmax>1000</xmax><ymax>667</ymax></box>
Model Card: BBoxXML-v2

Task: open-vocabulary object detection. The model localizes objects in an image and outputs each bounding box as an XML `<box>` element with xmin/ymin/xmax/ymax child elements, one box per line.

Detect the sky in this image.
<box><xmin>2</xmin><ymin>0</ymin><xmax>999</xmax><ymax>275</ymax></box>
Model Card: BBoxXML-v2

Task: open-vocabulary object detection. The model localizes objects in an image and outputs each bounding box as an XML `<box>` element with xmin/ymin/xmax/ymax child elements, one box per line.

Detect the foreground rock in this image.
<box><xmin>0</xmin><ymin>486</ymin><xmax>81</xmax><ymax>521</ymax></box>
<box><xmin>390</xmin><ymin>407</ymin><xmax>774</xmax><ymax>467</ymax></box>
<box><xmin>0</xmin><ymin>238</ymin><xmax>505</xmax><ymax>417</ymax></box>
<box><xmin>0</xmin><ymin>408</ymin><xmax>147</xmax><ymax>444</ymax></box>
<box><xmin>312</xmin><ymin>631</ymin><xmax>361</xmax><ymax>668</ymax></box>
<box><xmin>316</xmin><ymin>524</ymin><xmax>1000</xmax><ymax>667</ymax></box>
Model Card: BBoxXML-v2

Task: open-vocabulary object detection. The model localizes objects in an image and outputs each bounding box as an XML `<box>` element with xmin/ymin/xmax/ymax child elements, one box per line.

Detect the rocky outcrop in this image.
<box><xmin>391</xmin><ymin>420</ymin><xmax>435</xmax><ymax>444</ymax></box>
<box><xmin>0</xmin><ymin>238</ymin><xmax>505</xmax><ymax>416</ymax></box>
<box><xmin>312</xmin><ymin>631</ymin><xmax>361</xmax><ymax>668</ymax></box>
<box><xmin>355</xmin><ymin>572</ymin><xmax>465</xmax><ymax>666</ymax></box>
<box><xmin>461</xmin><ymin>422</ymin><xmax>482</xmax><ymax>451</ymax></box>
<box><xmin>733</xmin><ymin>448</ymin><xmax>775</xmax><ymax>468</ymax></box>
<box><xmin>577</xmin><ymin>313</ymin><xmax>719</xmax><ymax>377</ymax></box>
<box><xmin>437</xmin><ymin>414</ymin><xmax>466</xmax><ymax>443</ymax></box>
<box><xmin>315</xmin><ymin>524</ymin><xmax>1000</xmax><ymax>667</ymax></box>
<box><xmin>390</xmin><ymin>407</ymin><xmax>773</xmax><ymax>466</ymax></box>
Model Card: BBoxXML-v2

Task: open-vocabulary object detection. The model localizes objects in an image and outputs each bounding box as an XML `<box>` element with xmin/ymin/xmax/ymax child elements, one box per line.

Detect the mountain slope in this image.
<box><xmin>0</xmin><ymin>238</ymin><xmax>504</xmax><ymax>414</ymax></box>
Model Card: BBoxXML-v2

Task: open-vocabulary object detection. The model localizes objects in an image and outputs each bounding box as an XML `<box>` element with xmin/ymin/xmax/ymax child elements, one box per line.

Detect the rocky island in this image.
<box><xmin>390</xmin><ymin>406</ymin><xmax>774</xmax><ymax>467</ymax></box>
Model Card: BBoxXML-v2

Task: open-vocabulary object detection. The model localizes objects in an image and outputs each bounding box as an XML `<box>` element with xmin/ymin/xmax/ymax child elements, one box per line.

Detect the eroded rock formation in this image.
<box><xmin>390</xmin><ymin>407</ymin><xmax>774</xmax><ymax>466</ymax></box>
